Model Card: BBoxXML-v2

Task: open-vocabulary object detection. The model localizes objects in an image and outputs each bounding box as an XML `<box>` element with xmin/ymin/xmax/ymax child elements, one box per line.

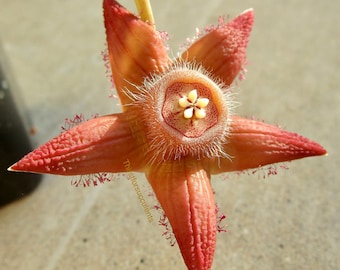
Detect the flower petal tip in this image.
<box><xmin>310</xmin><ymin>142</ymin><xmax>327</xmax><ymax>157</ymax></box>
<box><xmin>181</xmin><ymin>7</ymin><xmax>254</xmax><ymax>86</ymax></box>
<box><xmin>103</xmin><ymin>0</ymin><xmax>169</xmax><ymax>105</ymax></box>
<box><xmin>231</xmin><ymin>7</ymin><xmax>254</xmax><ymax>34</ymax></box>
<box><xmin>241</xmin><ymin>8</ymin><xmax>254</xmax><ymax>15</ymax></box>
<box><xmin>7</xmin><ymin>151</ymin><xmax>46</xmax><ymax>174</ymax></box>
<box><xmin>211</xmin><ymin>117</ymin><xmax>328</xmax><ymax>173</ymax></box>
<box><xmin>147</xmin><ymin>162</ymin><xmax>216</xmax><ymax>270</ymax></box>
<box><xmin>7</xmin><ymin>165</ymin><xmax>16</xmax><ymax>172</ymax></box>
<box><xmin>7</xmin><ymin>162</ymin><xmax>43</xmax><ymax>174</ymax></box>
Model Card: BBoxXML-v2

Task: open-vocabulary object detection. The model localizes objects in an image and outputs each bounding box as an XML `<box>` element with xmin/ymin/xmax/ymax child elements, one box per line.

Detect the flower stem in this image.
<box><xmin>134</xmin><ymin>0</ymin><xmax>155</xmax><ymax>27</ymax></box>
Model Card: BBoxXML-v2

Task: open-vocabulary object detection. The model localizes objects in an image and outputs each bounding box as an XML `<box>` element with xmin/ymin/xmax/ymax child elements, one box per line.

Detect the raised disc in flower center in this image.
<box><xmin>162</xmin><ymin>82</ymin><xmax>219</xmax><ymax>138</ymax></box>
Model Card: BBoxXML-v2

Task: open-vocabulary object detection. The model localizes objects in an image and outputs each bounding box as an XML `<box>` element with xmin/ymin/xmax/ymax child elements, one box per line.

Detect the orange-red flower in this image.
<box><xmin>10</xmin><ymin>1</ymin><xmax>326</xmax><ymax>269</ymax></box>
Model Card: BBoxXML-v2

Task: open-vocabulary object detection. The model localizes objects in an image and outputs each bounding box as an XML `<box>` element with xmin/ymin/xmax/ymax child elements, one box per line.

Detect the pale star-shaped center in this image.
<box><xmin>161</xmin><ymin>81</ymin><xmax>219</xmax><ymax>138</ymax></box>
<box><xmin>178</xmin><ymin>89</ymin><xmax>210</xmax><ymax>119</ymax></box>
<box><xmin>134</xmin><ymin>66</ymin><xmax>230</xmax><ymax>159</ymax></box>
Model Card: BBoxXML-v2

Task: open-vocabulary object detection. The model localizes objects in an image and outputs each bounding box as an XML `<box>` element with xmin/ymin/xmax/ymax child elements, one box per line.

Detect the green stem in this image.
<box><xmin>134</xmin><ymin>0</ymin><xmax>155</xmax><ymax>27</ymax></box>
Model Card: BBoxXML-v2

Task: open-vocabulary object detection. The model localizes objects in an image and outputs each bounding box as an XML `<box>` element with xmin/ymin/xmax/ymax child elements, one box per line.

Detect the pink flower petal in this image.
<box><xmin>146</xmin><ymin>159</ymin><xmax>216</xmax><ymax>270</ymax></box>
<box><xmin>181</xmin><ymin>9</ymin><xmax>254</xmax><ymax>85</ymax></box>
<box><xmin>9</xmin><ymin>114</ymin><xmax>145</xmax><ymax>175</ymax></box>
<box><xmin>210</xmin><ymin>116</ymin><xmax>327</xmax><ymax>173</ymax></box>
<box><xmin>103</xmin><ymin>0</ymin><xmax>170</xmax><ymax>106</ymax></box>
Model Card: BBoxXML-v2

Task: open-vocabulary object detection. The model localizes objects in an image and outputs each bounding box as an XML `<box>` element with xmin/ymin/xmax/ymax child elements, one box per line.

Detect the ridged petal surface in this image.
<box><xmin>10</xmin><ymin>114</ymin><xmax>145</xmax><ymax>174</ymax></box>
<box><xmin>103</xmin><ymin>0</ymin><xmax>170</xmax><ymax>106</ymax></box>
<box><xmin>146</xmin><ymin>159</ymin><xmax>216</xmax><ymax>270</ymax></box>
<box><xmin>210</xmin><ymin>116</ymin><xmax>327</xmax><ymax>173</ymax></box>
<box><xmin>181</xmin><ymin>9</ymin><xmax>254</xmax><ymax>85</ymax></box>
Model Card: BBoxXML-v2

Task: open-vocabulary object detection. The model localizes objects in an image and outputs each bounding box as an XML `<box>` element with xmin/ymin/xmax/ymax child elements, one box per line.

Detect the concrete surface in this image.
<box><xmin>0</xmin><ymin>0</ymin><xmax>338</xmax><ymax>269</ymax></box>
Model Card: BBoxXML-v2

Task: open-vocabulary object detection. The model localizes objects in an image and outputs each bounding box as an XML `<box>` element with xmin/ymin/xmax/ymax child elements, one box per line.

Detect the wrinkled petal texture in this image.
<box><xmin>146</xmin><ymin>159</ymin><xmax>216</xmax><ymax>270</ymax></box>
<box><xmin>210</xmin><ymin>116</ymin><xmax>327</xmax><ymax>174</ymax></box>
<box><xmin>181</xmin><ymin>9</ymin><xmax>254</xmax><ymax>86</ymax></box>
<box><xmin>103</xmin><ymin>0</ymin><xmax>170</xmax><ymax>106</ymax></box>
<box><xmin>9</xmin><ymin>3</ymin><xmax>328</xmax><ymax>270</ymax></box>
<box><xmin>10</xmin><ymin>114</ymin><xmax>145</xmax><ymax>175</ymax></box>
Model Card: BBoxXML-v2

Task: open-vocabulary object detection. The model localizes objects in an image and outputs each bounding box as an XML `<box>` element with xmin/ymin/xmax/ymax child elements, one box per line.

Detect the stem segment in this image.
<box><xmin>134</xmin><ymin>0</ymin><xmax>155</xmax><ymax>27</ymax></box>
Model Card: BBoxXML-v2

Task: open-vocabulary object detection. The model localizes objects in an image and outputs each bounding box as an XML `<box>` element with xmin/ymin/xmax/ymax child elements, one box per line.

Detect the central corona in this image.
<box><xmin>162</xmin><ymin>82</ymin><xmax>218</xmax><ymax>138</ymax></box>
<box><xmin>127</xmin><ymin>63</ymin><xmax>233</xmax><ymax>162</ymax></box>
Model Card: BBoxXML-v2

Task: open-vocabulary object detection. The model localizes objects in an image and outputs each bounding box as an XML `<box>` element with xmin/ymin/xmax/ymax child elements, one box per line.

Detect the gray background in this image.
<box><xmin>0</xmin><ymin>0</ymin><xmax>338</xmax><ymax>269</ymax></box>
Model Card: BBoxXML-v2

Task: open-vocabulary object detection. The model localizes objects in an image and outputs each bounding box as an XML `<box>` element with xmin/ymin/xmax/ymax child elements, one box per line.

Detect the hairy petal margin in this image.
<box><xmin>9</xmin><ymin>114</ymin><xmax>145</xmax><ymax>175</ymax></box>
<box><xmin>210</xmin><ymin>116</ymin><xmax>327</xmax><ymax>174</ymax></box>
<box><xmin>181</xmin><ymin>9</ymin><xmax>254</xmax><ymax>86</ymax></box>
<box><xmin>103</xmin><ymin>0</ymin><xmax>170</xmax><ymax>107</ymax></box>
<box><xmin>146</xmin><ymin>159</ymin><xmax>216</xmax><ymax>270</ymax></box>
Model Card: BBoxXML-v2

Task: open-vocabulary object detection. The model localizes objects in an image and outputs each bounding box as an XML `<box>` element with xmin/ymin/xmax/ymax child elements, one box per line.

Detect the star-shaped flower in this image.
<box><xmin>9</xmin><ymin>0</ymin><xmax>326</xmax><ymax>269</ymax></box>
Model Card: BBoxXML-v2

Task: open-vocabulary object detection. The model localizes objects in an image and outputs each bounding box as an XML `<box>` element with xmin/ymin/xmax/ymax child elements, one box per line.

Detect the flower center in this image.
<box><xmin>129</xmin><ymin>63</ymin><xmax>232</xmax><ymax>162</ymax></box>
<box><xmin>162</xmin><ymin>83</ymin><xmax>219</xmax><ymax>138</ymax></box>
<box><xmin>179</xmin><ymin>89</ymin><xmax>209</xmax><ymax>119</ymax></box>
